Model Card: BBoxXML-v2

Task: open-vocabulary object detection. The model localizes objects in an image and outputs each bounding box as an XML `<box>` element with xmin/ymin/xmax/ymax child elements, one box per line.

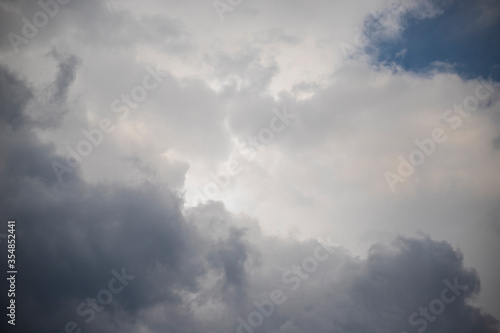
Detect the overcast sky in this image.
<box><xmin>1</xmin><ymin>0</ymin><xmax>499</xmax><ymax>332</ymax></box>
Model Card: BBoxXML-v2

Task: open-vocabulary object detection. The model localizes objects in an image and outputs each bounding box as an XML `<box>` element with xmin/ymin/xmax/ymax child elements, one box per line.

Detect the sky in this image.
<box><xmin>0</xmin><ymin>0</ymin><xmax>499</xmax><ymax>332</ymax></box>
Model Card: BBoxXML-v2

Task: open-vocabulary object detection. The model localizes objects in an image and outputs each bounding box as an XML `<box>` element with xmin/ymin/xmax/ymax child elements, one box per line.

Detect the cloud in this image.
<box><xmin>0</xmin><ymin>64</ymin><xmax>32</xmax><ymax>129</ymax></box>
<box><xmin>1</xmin><ymin>0</ymin><xmax>500</xmax><ymax>331</ymax></box>
<box><xmin>0</xmin><ymin>67</ymin><xmax>498</xmax><ymax>333</ymax></box>
<box><xmin>48</xmin><ymin>49</ymin><xmax>80</xmax><ymax>102</ymax></box>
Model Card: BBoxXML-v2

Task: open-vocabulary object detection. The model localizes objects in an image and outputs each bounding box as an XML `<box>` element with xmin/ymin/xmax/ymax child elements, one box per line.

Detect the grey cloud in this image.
<box><xmin>209</xmin><ymin>47</ymin><xmax>279</xmax><ymax>93</ymax></box>
<box><xmin>230</xmin><ymin>235</ymin><xmax>499</xmax><ymax>333</ymax></box>
<box><xmin>208</xmin><ymin>227</ymin><xmax>249</xmax><ymax>292</ymax></box>
<box><xmin>0</xmin><ymin>65</ymin><xmax>195</xmax><ymax>332</ymax></box>
<box><xmin>0</xmin><ymin>0</ymin><xmax>194</xmax><ymax>56</ymax></box>
<box><xmin>292</xmin><ymin>80</ymin><xmax>321</xmax><ymax>94</ymax></box>
<box><xmin>493</xmin><ymin>135</ymin><xmax>500</xmax><ymax>149</ymax></box>
<box><xmin>254</xmin><ymin>29</ymin><xmax>302</xmax><ymax>45</ymax></box>
<box><xmin>67</xmin><ymin>2</ymin><xmax>194</xmax><ymax>54</ymax></box>
<box><xmin>0</xmin><ymin>65</ymin><xmax>32</xmax><ymax>130</ymax></box>
<box><xmin>48</xmin><ymin>49</ymin><xmax>80</xmax><ymax>102</ymax></box>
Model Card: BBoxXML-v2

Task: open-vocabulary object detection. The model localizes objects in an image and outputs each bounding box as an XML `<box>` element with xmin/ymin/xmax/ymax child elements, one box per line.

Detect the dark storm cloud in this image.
<box><xmin>186</xmin><ymin>205</ymin><xmax>500</xmax><ymax>333</ymax></box>
<box><xmin>0</xmin><ymin>66</ymin><xmax>253</xmax><ymax>333</ymax></box>
<box><xmin>0</xmin><ymin>65</ymin><xmax>204</xmax><ymax>332</ymax></box>
<box><xmin>0</xmin><ymin>65</ymin><xmax>78</xmax><ymax>189</ymax></box>
<box><xmin>349</xmin><ymin>237</ymin><xmax>497</xmax><ymax>333</ymax></box>
<box><xmin>238</xmin><ymin>235</ymin><xmax>498</xmax><ymax>333</ymax></box>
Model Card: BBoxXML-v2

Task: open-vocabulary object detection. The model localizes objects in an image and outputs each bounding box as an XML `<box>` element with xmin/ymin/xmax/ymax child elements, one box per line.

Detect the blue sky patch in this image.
<box><xmin>367</xmin><ymin>0</ymin><xmax>500</xmax><ymax>80</ymax></box>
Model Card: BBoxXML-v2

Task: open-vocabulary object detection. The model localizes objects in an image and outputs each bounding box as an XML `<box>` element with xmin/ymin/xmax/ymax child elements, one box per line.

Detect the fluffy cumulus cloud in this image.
<box><xmin>0</xmin><ymin>0</ymin><xmax>499</xmax><ymax>332</ymax></box>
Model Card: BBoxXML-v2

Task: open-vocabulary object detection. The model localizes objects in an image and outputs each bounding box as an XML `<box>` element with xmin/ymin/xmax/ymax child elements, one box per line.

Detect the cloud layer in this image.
<box><xmin>1</xmin><ymin>0</ymin><xmax>499</xmax><ymax>332</ymax></box>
